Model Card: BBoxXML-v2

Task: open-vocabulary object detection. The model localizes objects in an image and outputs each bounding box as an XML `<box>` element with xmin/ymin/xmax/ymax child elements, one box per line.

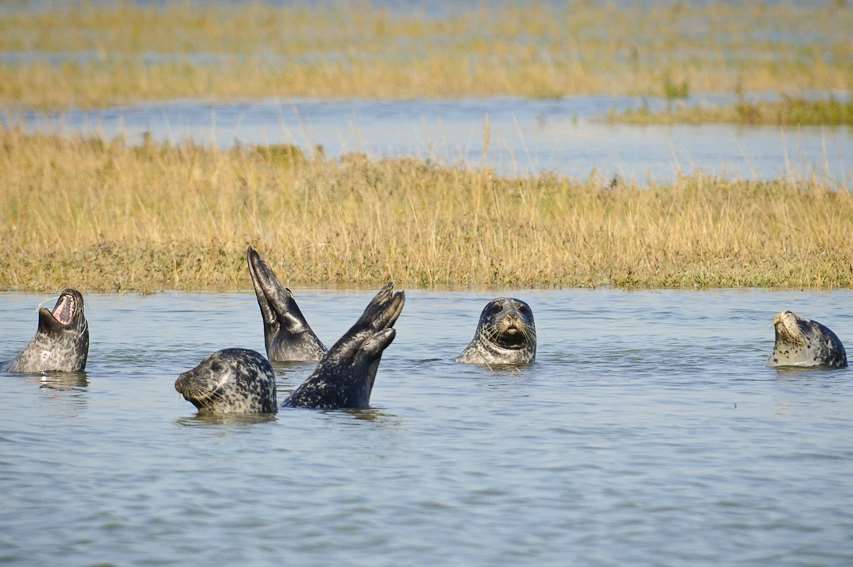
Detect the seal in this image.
<box><xmin>283</xmin><ymin>283</ymin><xmax>405</xmax><ymax>409</ymax></box>
<box><xmin>457</xmin><ymin>297</ymin><xmax>536</xmax><ymax>365</ymax></box>
<box><xmin>247</xmin><ymin>246</ymin><xmax>326</xmax><ymax>362</ymax></box>
<box><xmin>7</xmin><ymin>289</ymin><xmax>89</xmax><ymax>373</ymax></box>
<box><xmin>175</xmin><ymin>348</ymin><xmax>278</xmax><ymax>414</ymax></box>
<box><xmin>769</xmin><ymin>311</ymin><xmax>847</xmax><ymax>369</ymax></box>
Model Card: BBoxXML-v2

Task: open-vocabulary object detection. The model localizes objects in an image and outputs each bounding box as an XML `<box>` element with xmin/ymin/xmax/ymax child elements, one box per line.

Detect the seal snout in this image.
<box><xmin>502</xmin><ymin>317</ymin><xmax>522</xmax><ymax>334</ymax></box>
<box><xmin>174</xmin><ymin>370</ymin><xmax>194</xmax><ymax>396</ymax></box>
<box><xmin>773</xmin><ymin>310</ymin><xmax>805</xmax><ymax>345</ymax></box>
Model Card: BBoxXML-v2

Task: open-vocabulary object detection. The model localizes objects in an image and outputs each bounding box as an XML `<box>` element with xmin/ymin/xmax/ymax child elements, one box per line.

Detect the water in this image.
<box><xmin>1</xmin><ymin>289</ymin><xmax>852</xmax><ymax>565</ymax></box>
<box><xmin>9</xmin><ymin>96</ymin><xmax>851</xmax><ymax>183</ymax></box>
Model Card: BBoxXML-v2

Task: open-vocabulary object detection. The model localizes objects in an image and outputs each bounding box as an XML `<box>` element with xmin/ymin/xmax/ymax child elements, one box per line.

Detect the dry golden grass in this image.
<box><xmin>1</xmin><ymin>129</ymin><xmax>851</xmax><ymax>292</ymax></box>
<box><xmin>608</xmin><ymin>97</ymin><xmax>853</xmax><ymax>126</ymax></box>
<box><xmin>0</xmin><ymin>2</ymin><xmax>850</xmax><ymax>109</ymax></box>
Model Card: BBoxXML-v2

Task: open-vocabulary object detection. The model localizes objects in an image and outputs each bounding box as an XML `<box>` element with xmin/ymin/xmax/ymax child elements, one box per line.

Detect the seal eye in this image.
<box><xmin>211</xmin><ymin>362</ymin><xmax>224</xmax><ymax>373</ymax></box>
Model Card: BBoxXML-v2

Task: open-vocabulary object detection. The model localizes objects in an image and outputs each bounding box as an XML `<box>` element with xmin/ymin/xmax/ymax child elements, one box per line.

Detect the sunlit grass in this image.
<box><xmin>0</xmin><ymin>2</ymin><xmax>850</xmax><ymax>109</ymax></box>
<box><xmin>1</xmin><ymin>129</ymin><xmax>850</xmax><ymax>292</ymax></box>
<box><xmin>608</xmin><ymin>96</ymin><xmax>853</xmax><ymax>126</ymax></box>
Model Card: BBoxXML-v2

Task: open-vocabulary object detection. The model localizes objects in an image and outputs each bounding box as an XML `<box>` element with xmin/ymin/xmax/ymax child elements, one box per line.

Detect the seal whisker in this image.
<box><xmin>175</xmin><ymin>349</ymin><xmax>278</xmax><ymax>415</ymax></box>
<box><xmin>457</xmin><ymin>298</ymin><xmax>536</xmax><ymax>366</ymax></box>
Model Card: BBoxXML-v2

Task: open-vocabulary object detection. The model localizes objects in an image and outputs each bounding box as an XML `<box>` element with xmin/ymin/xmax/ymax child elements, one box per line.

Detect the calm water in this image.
<box><xmin>9</xmin><ymin>96</ymin><xmax>852</xmax><ymax>183</ymax></box>
<box><xmin>1</xmin><ymin>289</ymin><xmax>852</xmax><ymax>565</ymax></box>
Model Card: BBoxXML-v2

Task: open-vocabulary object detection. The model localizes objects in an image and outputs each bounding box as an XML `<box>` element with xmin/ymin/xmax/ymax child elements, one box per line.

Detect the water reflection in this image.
<box><xmin>339</xmin><ymin>407</ymin><xmax>396</xmax><ymax>424</ymax></box>
<box><xmin>176</xmin><ymin>413</ymin><xmax>278</xmax><ymax>427</ymax></box>
<box><xmin>36</xmin><ymin>371</ymin><xmax>88</xmax><ymax>391</ymax></box>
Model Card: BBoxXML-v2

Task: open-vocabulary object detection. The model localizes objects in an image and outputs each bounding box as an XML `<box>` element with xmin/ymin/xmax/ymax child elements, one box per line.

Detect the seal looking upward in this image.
<box><xmin>457</xmin><ymin>298</ymin><xmax>536</xmax><ymax>366</ymax></box>
<box><xmin>7</xmin><ymin>289</ymin><xmax>89</xmax><ymax>373</ymax></box>
<box><xmin>175</xmin><ymin>348</ymin><xmax>278</xmax><ymax>414</ymax></box>
<box><xmin>770</xmin><ymin>311</ymin><xmax>847</xmax><ymax>369</ymax></box>
<box><xmin>283</xmin><ymin>283</ymin><xmax>405</xmax><ymax>410</ymax></box>
<box><xmin>247</xmin><ymin>246</ymin><xmax>326</xmax><ymax>362</ymax></box>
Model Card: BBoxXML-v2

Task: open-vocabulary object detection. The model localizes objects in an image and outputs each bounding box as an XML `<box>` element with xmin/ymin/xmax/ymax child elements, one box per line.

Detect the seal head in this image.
<box><xmin>175</xmin><ymin>348</ymin><xmax>278</xmax><ymax>414</ymax></box>
<box><xmin>283</xmin><ymin>283</ymin><xmax>405</xmax><ymax>409</ymax></box>
<box><xmin>7</xmin><ymin>289</ymin><xmax>89</xmax><ymax>373</ymax></box>
<box><xmin>770</xmin><ymin>311</ymin><xmax>847</xmax><ymax>369</ymax></box>
<box><xmin>247</xmin><ymin>246</ymin><xmax>326</xmax><ymax>361</ymax></box>
<box><xmin>457</xmin><ymin>297</ymin><xmax>536</xmax><ymax>366</ymax></box>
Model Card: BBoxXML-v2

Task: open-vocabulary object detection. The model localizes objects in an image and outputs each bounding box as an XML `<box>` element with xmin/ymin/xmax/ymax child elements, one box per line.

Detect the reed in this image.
<box><xmin>1</xmin><ymin>129</ymin><xmax>850</xmax><ymax>292</ymax></box>
<box><xmin>0</xmin><ymin>2</ymin><xmax>850</xmax><ymax>109</ymax></box>
<box><xmin>609</xmin><ymin>97</ymin><xmax>853</xmax><ymax>126</ymax></box>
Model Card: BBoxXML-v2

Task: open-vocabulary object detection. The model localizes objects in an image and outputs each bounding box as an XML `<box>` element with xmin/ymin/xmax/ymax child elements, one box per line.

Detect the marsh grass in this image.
<box><xmin>1</xmin><ymin>129</ymin><xmax>850</xmax><ymax>292</ymax></box>
<box><xmin>0</xmin><ymin>2</ymin><xmax>851</xmax><ymax>109</ymax></box>
<box><xmin>609</xmin><ymin>97</ymin><xmax>853</xmax><ymax>126</ymax></box>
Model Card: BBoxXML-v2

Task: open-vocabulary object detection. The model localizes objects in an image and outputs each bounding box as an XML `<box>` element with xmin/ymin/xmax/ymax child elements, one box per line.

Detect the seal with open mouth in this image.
<box><xmin>7</xmin><ymin>289</ymin><xmax>89</xmax><ymax>373</ymax></box>
<box><xmin>457</xmin><ymin>298</ymin><xmax>536</xmax><ymax>366</ymax></box>
<box><xmin>247</xmin><ymin>246</ymin><xmax>326</xmax><ymax>362</ymax></box>
<box><xmin>175</xmin><ymin>348</ymin><xmax>278</xmax><ymax>414</ymax></box>
<box><xmin>283</xmin><ymin>283</ymin><xmax>405</xmax><ymax>409</ymax></box>
<box><xmin>770</xmin><ymin>311</ymin><xmax>847</xmax><ymax>369</ymax></box>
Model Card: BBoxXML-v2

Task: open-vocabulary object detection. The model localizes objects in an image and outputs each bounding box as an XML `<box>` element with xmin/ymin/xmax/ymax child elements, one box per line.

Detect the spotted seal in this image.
<box><xmin>175</xmin><ymin>348</ymin><xmax>278</xmax><ymax>414</ymax></box>
<box><xmin>7</xmin><ymin>289</ymin><xmax>89</xmax><ymax>373</ymax></box>
<box><xmin>283</xmin><ymin>283</ymin><xmax>405</xmax><ymax>409</ymax></box>
<box><xmin>247</xmin><ymin>246</ymin><xmax>326</xmax><ymax>362</ymax></box>
<box><xmin>769</xmin><ymin>311</ymin><xmax>847</xmax><ymax>369</ymax></box>
<box><xmin>457</xmin><ymin>298</ymin><xmax>536</xmax><ymax>365</ymax></box>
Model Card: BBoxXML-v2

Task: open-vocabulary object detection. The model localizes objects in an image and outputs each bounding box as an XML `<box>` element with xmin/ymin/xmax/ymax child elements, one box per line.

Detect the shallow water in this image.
<box><xmin>1</xmin><ymin>289</ymin><xmax>852</xmax><ymax>565</ymax></box>
<box><xmin>10</xmin><ymin>96</ymin><xmax>852</xmax><ymax>183</ymax></box>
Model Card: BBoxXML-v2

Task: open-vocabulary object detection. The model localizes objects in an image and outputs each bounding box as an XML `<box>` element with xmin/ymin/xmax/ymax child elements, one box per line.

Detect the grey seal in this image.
<box><xmin>770</xmin><ymin>311</ymin><xmax>847</xmax><ymax>369</ymax></box>
<box><xmin>175</xmin><ymin>348</ymin><xmax>278</xmax><ymax>414</ymax></box>
<box><xmin>457</xmin><ymin>297</ymin><xmax>536</xmax><ymax>365</ymax></box>
<box><xmin>7</xmin><ymin>289</ymin><xmax>89</xmax><ymax>373</ymax></box>
<box><xmin>247</xmin><ymin>246</ymin><xmax>326</xmax><ymax>362</ymax></box>
<box><xmin>283</xmin><ymin>283</ymin><xmax>405</xmax><ymax>409</ymax></box>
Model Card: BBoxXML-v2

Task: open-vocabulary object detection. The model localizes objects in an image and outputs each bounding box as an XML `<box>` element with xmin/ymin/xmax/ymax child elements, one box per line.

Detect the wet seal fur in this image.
<box><xmin>283</xmin><ymin>283</ymin><xmax>405</xmax><ymax>409</ymax></box>
<box><xmin>247</xmin><ymin>246</ymin><xmax>326</xmax><ymax>362</ymax></box>
<box><xmin>7</xmin><ymin>289</ymin><xmax>89</xmax><ymax>373</ymax></box>
<box><xmin>175</xmin><ymin>348</ymin><xmax>278</xmax><ymax>414</ymax></box>
<box><xmin>457</xmin><ymin>298</ymin><xmax>536</xmax><ymax>366</ymax></box>
<box><xmin>770</xmin><ymin>311</ymin><xmax>847</xmax><ymax>369</ymax></box>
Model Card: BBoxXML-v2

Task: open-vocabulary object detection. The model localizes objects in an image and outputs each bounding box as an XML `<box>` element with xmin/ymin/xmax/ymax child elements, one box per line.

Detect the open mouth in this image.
<box><xmin>50</xmin><ymin>293</ymin><xmax>77</xmax><ymax>326</ymax></box>
<box><xmin>497</xmin><ymin>322</ymin><xmax>529</xmax><ymax>348</ymax></box>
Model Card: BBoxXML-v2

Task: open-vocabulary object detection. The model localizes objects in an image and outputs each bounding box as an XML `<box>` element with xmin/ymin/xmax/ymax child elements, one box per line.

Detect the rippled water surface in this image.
<box><xmin>10</xmin><ymin>96</ymin><xmax>852</xmax><ymax>182</ymax></box>
<box><xmin>1</xmin><ymin>289</ymin><xmax>852</xmax><ymax>565</ymax></box>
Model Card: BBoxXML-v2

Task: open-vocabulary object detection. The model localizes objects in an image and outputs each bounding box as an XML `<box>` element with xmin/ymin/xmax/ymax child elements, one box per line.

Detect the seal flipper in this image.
<box><xmin>247</xmin><ymin>246</ymin><xmax>326</xmax><ymax>362</ymax></box>
<box><xmin>283</xmin><ymin>284</ymin><xmax>405</xmax><ymax>409</ymax></box>
<box><xmin>331</xmin><ymin>282</ymin><xmax>404</xmax><ymax>360</ymax></box>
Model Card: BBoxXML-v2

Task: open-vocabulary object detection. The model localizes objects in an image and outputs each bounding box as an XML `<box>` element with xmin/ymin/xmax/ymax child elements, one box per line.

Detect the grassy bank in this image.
<box><xmin>0</xmin><ymin>129</ymin><xmax>850</xmax><ymax>291</ymax></box>
<box><xmin>0</xmin><ymin>2</ymin><xmax>851</xmax><ymax>109</ymax></box>
<box><xmin>608</xmin><ymin>97</ymin><xmax>853</xmax><ymax>126</ymax></box>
